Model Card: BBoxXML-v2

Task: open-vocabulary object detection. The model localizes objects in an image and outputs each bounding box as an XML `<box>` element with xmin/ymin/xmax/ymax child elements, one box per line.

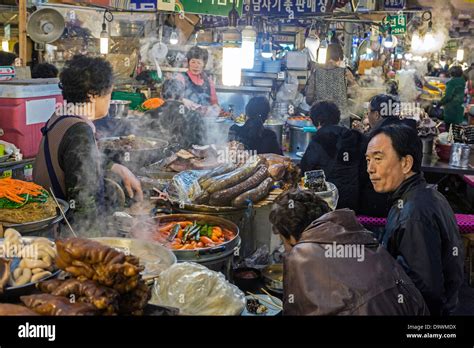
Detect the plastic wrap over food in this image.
<box><xmin>171</xmin><ymin>170</ymin><xmax>209</xmax><ymax>203</ymax></box>
<box><xmin>315</xmin><ymin>182</ymin><xmax>339</xmax><ymax>211</ymax></box>
<box><xmin>151</xmin><ymin>262</ymin><xmax>245</xmax><ymax>316</ymax></box>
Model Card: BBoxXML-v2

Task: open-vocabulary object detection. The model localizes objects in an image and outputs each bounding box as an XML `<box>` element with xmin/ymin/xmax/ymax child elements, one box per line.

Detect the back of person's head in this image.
<box><xmin>369</xmin><ymin>94</ymin><xmax>400</xmax><ymax>117</ymax></box>
<box><xmin>60</xmin><ymin>55</ymin><xmax>113</xmax><ymax>103</ymax></box>
<box><xmin>186</xmin><ymin>46</ymin><xmax>209</xmax><ymax>65</ymax></box>
<box><xmin>0</xmin><ymin>51</ymin><xmax>17</xmax><ymax>66</ymax></box>
<box><xmin>449</xmin><ymin>65</ymin><xmax>463</xmax><ymax>78</ymax></box>
<box><xmin>31</xmin><ymin>63</ymin><xmax>59</xmax><ymax>79</ymax></box>
<box><xmin>245</xmin><ymin>96</ymin><xmax>270</xmax><ymax>121</ymax></box>
<box><xmin>162</xmin><ymin>79</ymin><xmax>185</xmax><ymax>100</ymax></box>
<box><xmin>310</xmin><ymin>100</ymin><xmax>341</xmax><ymax>127</ymax></box>
<box><xmin>369</xmin><ymin>124</ymin><xmax>422</xmax><ymax>173</ymax></box>
<box><xmin>269</xmin><ymin>189</ymin><xmax>331</xmax><ymax>241</ymax></box>
<box><xmin>327</xmin><ymin>43</ymin><xmax>344</xmax><ymax>62</ymax></box>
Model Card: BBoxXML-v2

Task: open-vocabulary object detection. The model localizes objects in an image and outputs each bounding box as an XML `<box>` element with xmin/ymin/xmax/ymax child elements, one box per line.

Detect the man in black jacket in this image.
<box><xmin>301</xmin><ymin>101</ymin><xmax>363</xmax><ymax>210</ymax></box>
<box><xmin>358</xmin><ymin>94</ymin><xmax>417</xmax><ymax>217</ymax></box>
<box><xmin>365</xmin><ymin>124</ymin><xmax>464</xmax><ymax>316</ymax></box>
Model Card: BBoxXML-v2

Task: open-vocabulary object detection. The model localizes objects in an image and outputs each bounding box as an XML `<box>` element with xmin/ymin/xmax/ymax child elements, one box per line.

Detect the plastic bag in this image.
<box><xmin>171</xmin><ymin>170</ymin><xmax>209</xmax><ymax>203</ymax></box>
<box><xmin>236</xmin><ymin>245</ymin><xmax>270</xmax><ymax>269</ymax></box>
<box><xmin>151</xmin><ymin>262</ymin><xmax>246</xmax><ymax>315</ymax></box>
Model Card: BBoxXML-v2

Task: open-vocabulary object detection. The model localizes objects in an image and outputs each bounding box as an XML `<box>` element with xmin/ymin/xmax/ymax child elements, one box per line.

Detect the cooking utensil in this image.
<box><xmin>108</xmin><ymin>100</ymin><xmax>131</xmax><ymax>119</ymax></box>
<box><xmin>233</xmin><ymin>267</ymin><xmax>261</xmax><ymax>293</ymax></box>
<box><xmin>130</xmin><ymin>213</ymin><xmax>240</xmax><ymax>262</ymax></box>
<box><xmin>98</xmin><ymin>136</ymin><xmax>169</xmax><ymax>168</ymax></box>
<box><xmin>246</xmin><ymin>292</ymin><xmax>282</xmax><ymax>310</ymax></box>
<box><xmin>49</xmin><ymin>188</ymin><xmax>76</xmax><ymax>237</ymax></box>
<box><xmin>262</xmin><ymin>264</ymin><xmax>284</xmax><ymax>294</ymax></box>
<box><xmin>91</xmin><ymin>237</ymin><xmax>176</xmax><ymax>281</ymax></box>
<box><xmin>260</xmin><ymin>287</ymin><xmax>282</xmax><ymax>307</ymax></box>
<box><xmin>289</xmin><ymin>126</ymin><xmax>313</xmax><ymax>153</ymax></box>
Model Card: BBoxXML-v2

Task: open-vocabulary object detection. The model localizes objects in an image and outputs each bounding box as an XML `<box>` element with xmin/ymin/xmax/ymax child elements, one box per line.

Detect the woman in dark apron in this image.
<box><xmin>178</xmin><ymin>46</ymin><xmax>220</xmax><ymax>116</ymax></box>
<box><xmin>34</xmin><ymin>55</ymin><xmax>142</xmax><ymax>235</ymax></box>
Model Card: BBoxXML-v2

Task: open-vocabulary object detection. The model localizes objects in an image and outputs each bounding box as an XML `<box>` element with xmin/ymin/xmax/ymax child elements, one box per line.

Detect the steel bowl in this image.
<box><xmin>262</xmin><ymin>263</ymin><xmax>283</xmax><ymax>293</ymax></box>
<box><xmin>91</xmin><ymin>237</ymin><xmax>176</xmax><ymax>281</ymax></box>
<box><xmin>130</xmin><ymin>213</ymin><xmax>240</xmax><ymax>263</ymax></box>
<box><xmin>108</xmin><ymin>100</ymin><xmax>131</xmax><ymax>119</ymax></box>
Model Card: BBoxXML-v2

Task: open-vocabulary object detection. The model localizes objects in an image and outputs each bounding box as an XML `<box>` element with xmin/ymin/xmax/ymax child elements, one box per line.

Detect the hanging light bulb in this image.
<box><xmin>241</xmin><ymin>26</ymin><xmax>256</xmax><ymax>69</ymax></box>
<box><xmin>456</xmin><ymin>48</ymin><xmax>464</xmax><ymax>62</ymax></box>
<box><xmin>99</xmin><ymin>10</ymin><xmax>113</xmax><ymax>55</ymax></box>
<box><xmin>423</xmin><ymin>21</ymin><xmax>435</xmax><ymax>51</ymax></box>
<box><xmin>382</xmin><ymin>27</ymin><xmax>397</xmax><ymax>48</ymax></box>
<box><xmin>100</xmin><ymin>23</ymin><xmax>109</xmax><ymax>55</ymax></box>
<box><xmin>261</xmin><ymin>33</ymin><xmax>273</xmax><ymax>59</ymax></box>
<box><xmin>222</xmin><ymin>28</ymin><xmax>241</xmax><ymax>86</ymax></box>
<box><xmin>169</xmin><ymin>29</ymin><xmax>179</xmax><ymax>45</ymax></box>
<box><xmin>1</xmin><ymin>39</ymin><xmax>8</xmax><ymax>52</ymax></box>
<box><xmin>317</xmin><ymin>39</ymin><xmax>328</xmax><ymax>64</ymax></box>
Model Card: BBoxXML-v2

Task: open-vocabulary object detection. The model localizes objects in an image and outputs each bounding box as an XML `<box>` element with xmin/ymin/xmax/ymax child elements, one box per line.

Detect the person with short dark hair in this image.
<box><xmin>301</xmin><ymin>101</ymin><xmax>363</xmax><ymax>210</ymax></box>
<box><xmin>142</xmin><ymin>78</ymin><xmax>205</xmax><ymax>148</ymax></box>
<box><xmin>439</xmin><ymin>65</ymin><xmax>466</xmax><ymax>130</ymax></box>
<box><xmin>228</xmin><ymin>96</ymin><xmax>282</xmax><ymax>155</ymax></box>
<box><xmin>366</xmin><ymin>124</ymin><xmax>464</xmax><ymax>316</ymax></box>
<box><xmin>305</xmin><ymin>43</ymin><xmax>357</xmax><ymax>127</ymax></box>
<box><xmin>31</xmin><ymin>63</ymin><xmax>59</xmax><ymax>79</ymax></box>
<box><xmin>176</xmin><ymin>46</ymin><xmax>219</xmax><ymax>113</ymax></box>
<box><xmin>357</xmin><ymin>94</ymin><xmax>417</xmax><ymax>218</ymax></box>
<box><xmin>0</xmin><ymin>51</ymin><xmax>17</xmax><ymax>66</ymax></box>
<box><xmin>269</xmin><ymin>189</ymin><xmax>428</xmax><ymax>316</ymax></box>
<box><xmin>34</xmin><ymin>55</ymin><xmax>143</xmax><ymax>235</ymax></box>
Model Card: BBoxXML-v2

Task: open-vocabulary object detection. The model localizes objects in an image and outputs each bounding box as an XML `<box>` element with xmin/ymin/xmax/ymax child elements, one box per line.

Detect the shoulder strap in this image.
<box><xmin>41</xmin><ymin>115</ymin><xmax>83</xmax><ymax>200</ymax></box>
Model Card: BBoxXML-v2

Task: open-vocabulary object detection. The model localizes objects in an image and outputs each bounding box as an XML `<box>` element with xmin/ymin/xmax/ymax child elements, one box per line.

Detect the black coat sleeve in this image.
<box><xmin>394</xmin><ymin>218</ymin><xmax>445</xmax><ymax>315</ymax></box>
<box><xmin>300</xmin><ymin>141</ymin><xmax>322</xmax><ymax>175</ymax></box>
<box><xmin>58</xmin><ymin>123</ymin><xmax>104</xmax><ymax>225</ymax></box>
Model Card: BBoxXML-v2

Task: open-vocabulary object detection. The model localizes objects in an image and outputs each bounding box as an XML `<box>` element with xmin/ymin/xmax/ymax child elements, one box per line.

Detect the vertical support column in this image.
<box><xmin>18</xmin><ymin>0</ymin><xmax>28</xmax><ymax>67</ymax></box>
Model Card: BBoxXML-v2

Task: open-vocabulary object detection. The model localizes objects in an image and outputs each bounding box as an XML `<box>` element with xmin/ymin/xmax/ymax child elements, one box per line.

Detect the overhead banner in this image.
<box><xmin>175</xmin><ymin>0</ymin><xmax>243</xmax><ymax>17</ymax></box>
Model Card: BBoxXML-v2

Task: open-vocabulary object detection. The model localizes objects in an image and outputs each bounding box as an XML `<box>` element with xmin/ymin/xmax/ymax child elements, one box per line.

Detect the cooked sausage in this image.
<box><xmin>206</xmin><ymin>156</ymin><xmax>265</xmax><ymax>195</ymax></box>
<box><xmin>198</xmin><ymin>163</ymin><xmax>237</xmax><ymax>187</ymax></box>
<box><xmin>209</xmin><ymin>165</ymin><xmax>269</xmax><ymax>206</ymax></box>
<box><xmin>232</xmin><ymin>177</ymin><xmax>274</xmax><ymax>207</ymax></box>
<box><xmin>268</xmin><ymin>163</ymin><xmax>286</xmax><ymax>180</ymax></box>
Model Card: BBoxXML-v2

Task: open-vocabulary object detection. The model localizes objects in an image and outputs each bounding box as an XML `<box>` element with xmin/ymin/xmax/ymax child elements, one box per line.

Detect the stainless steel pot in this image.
<box><xmin>262</xmin><ymin>263</ymin><xmax>283</xmax><ymax>293</ymax></box>
<box><xmin>264</xmin><ymin>123</ymin><xmax>284</xmax><ymax>148</ymax></box>
<box><xmin>289</xmin><ymin>126</ymin><xmax>313</xmax><ymax>153</ymax></box>
<box><xmin>130</xmin><ymin>213</ymin><xmax>240</xmax><ymax>263</ymax></box>
<box><xmin>108</xmin><ymin>100</ymin><xmax>131</xmax><ymax>119</ymax></box>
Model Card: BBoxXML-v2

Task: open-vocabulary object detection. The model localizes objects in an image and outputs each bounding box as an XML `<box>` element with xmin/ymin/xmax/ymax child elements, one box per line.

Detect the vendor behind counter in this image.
<box><xmin>176</xmin><ymin>46</ymin><xmax>220</xmax><ymax>117</ymax></box>
<box><xmin>33</xmin><ymin>55</ymin><xmax>143</xmax><ymax>235</ymax></box>
<box><xmin>228</xmin><ymin>96</ymin><xmax>283</xmax><ymax>155</ymax></box>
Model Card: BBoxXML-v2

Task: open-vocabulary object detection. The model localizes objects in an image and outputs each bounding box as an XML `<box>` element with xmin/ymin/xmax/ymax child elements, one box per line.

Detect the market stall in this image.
<box><xmin>0</xmin><ymin>0</ymin><xmax>474</xmax><ymax>321</ymax></box>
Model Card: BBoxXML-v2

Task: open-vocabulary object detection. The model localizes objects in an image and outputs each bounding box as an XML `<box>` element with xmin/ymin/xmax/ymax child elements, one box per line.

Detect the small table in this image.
<box><xmin>421</xmin><ymin>153</ymin><xmax>474</xmax><ymax>176</ymax></box>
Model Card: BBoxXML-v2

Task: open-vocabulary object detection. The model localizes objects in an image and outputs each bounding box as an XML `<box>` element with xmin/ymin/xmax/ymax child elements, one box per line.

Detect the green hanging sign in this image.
<box><xmin>174</xmin><ymin>0</ymin><xmax>243</xmax><ymax>17</ymax></box>
<box><xmin>383</xmin><ymin>14</ymin><xmax>407</xmax><ymax>35</ymax></box>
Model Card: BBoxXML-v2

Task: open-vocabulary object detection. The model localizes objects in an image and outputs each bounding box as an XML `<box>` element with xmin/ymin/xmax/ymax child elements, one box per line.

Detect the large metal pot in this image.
<box><xmin>264</xmin><ymin>123</ymin><xmax>284</xmax><ymax>148</ymax></box>
<box><xmin>130</xmin><ymin>213</ymin><xmax>240</xmax><ymax>263</ymax></box>
<box><xmin>289</xmin><ymin>126</ymin><xmax>313</xmax><ymax>153</ymax></box>
<box><xmin>108</xmin><ymin>100</ymin><xmax>131</xmax><ymax>119</ymax></box>
<box><xmin>98</xmin><ymin>136</ymin><xmax>170</xmax><ymax>169</ymax></box>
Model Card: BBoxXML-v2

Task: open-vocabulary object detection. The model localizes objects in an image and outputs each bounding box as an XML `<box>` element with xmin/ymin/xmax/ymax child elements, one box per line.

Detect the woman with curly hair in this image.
<box><xmin>269</xmin><ymin>189</ymin><xmax>428</xmax><ymax>316</ymax></box>
<box><xmin>34</xmin><ymin>55</ymin><xmax>142</xmax><ymax>234</ymax></box>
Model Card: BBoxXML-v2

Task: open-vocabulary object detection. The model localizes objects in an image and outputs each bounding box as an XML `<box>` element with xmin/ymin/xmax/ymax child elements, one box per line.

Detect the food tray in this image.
<box><xmin>0</xmin><ymin>237</ymin><xmax>60</xmax><ymax>300</ymax></box>
<box><xmin>0</xmin><ymin>199</ymin><xmax>69</xmax><ymax>234</ymax></box>
<box><xmin>91</xmin><ymin>237</ymin><xmax>177</xmax><ymax>281</ymax></box>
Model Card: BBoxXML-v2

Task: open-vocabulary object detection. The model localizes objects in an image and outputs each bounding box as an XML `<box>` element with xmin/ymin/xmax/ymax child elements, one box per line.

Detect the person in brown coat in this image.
<box><xmin>269</xmin><ymin>189</ymin><xmax>429</xmax><ymax>316</ymax></box>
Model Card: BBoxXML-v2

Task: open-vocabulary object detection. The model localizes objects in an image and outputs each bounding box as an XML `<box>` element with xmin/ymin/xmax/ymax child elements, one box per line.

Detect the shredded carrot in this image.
<box><xmin>0</xmin><ymin>178</ymin><xmax>46</xmax><ymax>204</ymax></box>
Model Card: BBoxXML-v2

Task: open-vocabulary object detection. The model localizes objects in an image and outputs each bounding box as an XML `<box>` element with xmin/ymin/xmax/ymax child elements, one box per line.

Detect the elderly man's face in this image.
<box><xmin>366</xmin><ymin>133</ymin><xmax>413</xmax><ymax>193</ymax></box>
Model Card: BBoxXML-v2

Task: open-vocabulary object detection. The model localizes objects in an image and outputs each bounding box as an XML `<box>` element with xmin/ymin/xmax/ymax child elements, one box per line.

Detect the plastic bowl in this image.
<box><xmin>435</xmin><ymin>143</ymin><xmax>452</xmax><ymax>162</ymax></box>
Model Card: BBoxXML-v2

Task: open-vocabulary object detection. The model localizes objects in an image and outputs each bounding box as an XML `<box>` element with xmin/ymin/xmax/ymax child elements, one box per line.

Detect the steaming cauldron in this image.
<box><xmin>98</xmin><ymin>136</ymin><xmax>170</xmax><ymax>169</ymax></box>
